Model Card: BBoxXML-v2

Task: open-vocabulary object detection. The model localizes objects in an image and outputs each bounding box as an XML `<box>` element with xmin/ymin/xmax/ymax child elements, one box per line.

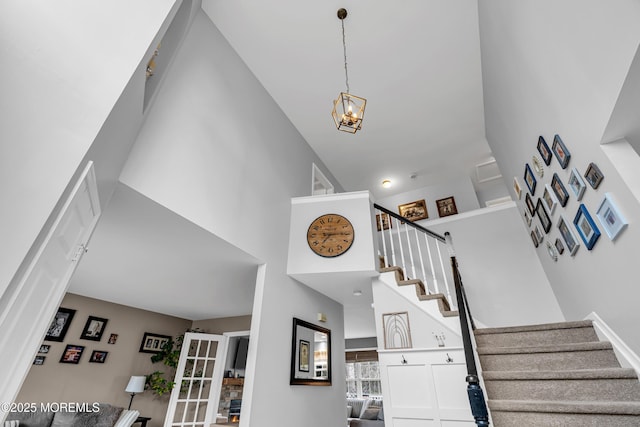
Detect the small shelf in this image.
<box><xmin>222</xmin><ymin>378</ymin><xmax>244</xmax><ymax>386</ymax></box>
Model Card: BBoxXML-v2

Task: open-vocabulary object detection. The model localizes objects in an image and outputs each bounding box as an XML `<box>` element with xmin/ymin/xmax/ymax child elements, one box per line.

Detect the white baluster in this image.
<box><xmin>404</xmin><ymin>222</ymin><xmax>416</xmax><ymax>280</ymax></box>
<box><xmin>377</xmin><ymin>212</ymin><xmax>388</xmax><ymax>268</ymax></box>
<box><xmin>424</xmin><ymin>234</ymin><xmax>438</xmax><ymax>295</ymax></box>
<box><xmin>414</xmin><ymin>228</ymin><xmax>427</xmax><ymax>289</ymax></box>
<box><xmin>436</xmin><ymin>240</ymin><xmax>454</xmax><ymax>308</ymax></box>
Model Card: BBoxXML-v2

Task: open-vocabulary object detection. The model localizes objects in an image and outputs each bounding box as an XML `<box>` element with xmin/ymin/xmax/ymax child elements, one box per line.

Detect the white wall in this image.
<box><xmin>479</xmin><ymin>0</ymin><xmax>640</xmax><ymax>352</ymax></box>
<box><xmin>119</xmin><ymin>10</ymin><xmax>346</xmax><ymax>427</ymax></box>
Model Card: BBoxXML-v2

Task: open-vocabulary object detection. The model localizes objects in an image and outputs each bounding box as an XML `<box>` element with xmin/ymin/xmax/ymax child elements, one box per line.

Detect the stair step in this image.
<box><xmin>484</xmin><ymin>368</ymin><xmax>640</xmax><ymax>402</ymax></box>
<box><xmin>475</xmin><ymin>320</ymin><xmax>598</xmax><ymax>347</ymax></box>
<box><xmin>478</xmin><ymin>342</ymin><xmax>620</xmax><ymax>371</ymax></box>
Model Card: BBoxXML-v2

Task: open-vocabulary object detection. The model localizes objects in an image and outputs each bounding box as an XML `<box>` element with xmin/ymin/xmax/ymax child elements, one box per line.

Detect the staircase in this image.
<box><xmin>475</xmin><ymin>320</ymin><xmax>640</xmax><ymax>426</ymax></box>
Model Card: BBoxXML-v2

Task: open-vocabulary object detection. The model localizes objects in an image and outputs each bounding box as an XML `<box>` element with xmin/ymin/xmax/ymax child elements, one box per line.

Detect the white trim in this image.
<box><xmin>223</xmin><ymin>330</ymin><xmax>251</xmax><ymax>338</ymax></box>
<box><xmin>311</xmin><ymin>163</ymin><xmax>335</xmax><ymax>195</ymax></box>
<box><xmin>291</xmin><ymin>190</ymin><xmax>370</xmax><ymax>205</ymax></box>
<box><xmin>585</xmin><ymin>312</ymin><xmax>640</xmax><ymax>379</ymax></box>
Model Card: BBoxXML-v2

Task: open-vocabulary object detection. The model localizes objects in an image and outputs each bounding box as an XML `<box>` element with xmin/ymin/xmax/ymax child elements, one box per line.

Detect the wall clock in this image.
<box><xmin>306</xmin><ymin>214</ymin><xmax>354</xmax><ymax>257</ymax></box>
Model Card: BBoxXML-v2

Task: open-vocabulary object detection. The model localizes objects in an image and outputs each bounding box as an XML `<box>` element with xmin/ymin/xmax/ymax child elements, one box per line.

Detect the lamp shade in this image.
<box><xmin>125</xmin><ymin>376</ymin><xmax>146</xmax><ymax>394</ymax></box>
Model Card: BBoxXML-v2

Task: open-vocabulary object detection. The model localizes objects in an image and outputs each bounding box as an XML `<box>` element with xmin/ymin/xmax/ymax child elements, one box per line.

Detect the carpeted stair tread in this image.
<box><xmin>477</xmin><ymin>340</ymin><xmax>612</xmax><ymax>355</ymax></box>
<box><xmin>483</xmin><ymin>367</ymin><xmax>638</xmax><ymax>381</ymax></box>
<box><xmin>475</xmin><ymin>320</ymin><xmax>593</xmax><ymax>335</ymax></box>
<box><xmin>488</xmin><ymin>399</ymin><xmax>640</xmax><ymax>415</ymax></box>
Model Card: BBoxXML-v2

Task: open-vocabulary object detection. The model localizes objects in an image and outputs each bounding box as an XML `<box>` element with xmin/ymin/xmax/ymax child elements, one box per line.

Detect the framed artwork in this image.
<box><xmin>80</xmin><ymin>316</ymin><xmax>108</xmax><ymax>341</ymax></box>
<box><xmin>436</xmin><ymin>196</ymin><xmax>458</xmax><ymax>217</ymax></box>
<box><xmin>558</xmin><ymin>215</ymin><xmax>579</xmax><ymax>256</ymax></box>
<box><xmin>375</xmin><ymin>213</ymin><xmax>392</xmax><ymax>231</ymax></box>
<box><xmin>535</xmin><ymin>198</ymin><xmax>552</xmax><ymax>233</ymax></box>
<box><xmin>552</xmin><ymin>134</ymin><xmax>571</xmax><ymax>169</ymax></box>
<box><xmin>139</xmin><ymin>332</ymin><xmax>171</xmax><ymax>354</ymax></box>
<box><xmin>108</xmin><ymin>334</ymin><xmax>118</xmax><ymax>344</ymax></box>
<box><xmin>38</xmin><ymin>344</ymin><xmax>50</xmax><ymax>354</ymax></box>
<box><xmin>537</xmin><ymin>135</ymin><xmax>552</xmax><ymax>166</ymax></box>
<box><xmin>542</xmin><ymin>184</ymin><xmax>559</xmax><ymax>215</ymax></box>
<box><xmin>383</xmin><ymin>312</ymin><xmax>412</xmax><ymax>349</ymax></box>
<box><xmin>513</xmin><ymin>177</ymin><xmax>522</xmax><ymax>199</ymax></box>
<box><xmin>398</xmin><ymin>199</ymin><xmax>428</xmax><ymax>221</ymax></box>
<box><xmin>33</xmin><ymin>356</ymin><xmax>46</xmax><ymax>366</ymax></box>
<box><xmin>525</xmin><ymin>193</ymin><xmax>535</xmax><ymax>216</ymax></box>
<box><xmin>534</xmin><ymin>225</ymin><xmax>544</xmax><ymax>244</ymax></box>
<box><xmin>523</xmin><ymin>209</ymin><xmax>532</xmax><ymax>227</ymax></box>
<box><xmin>532</xmin><ymin>156</ymin><xmax>544</xmax><ymax>178</ymax></box>
<box><xmin>530</xmin><ymin>230</ymin><xmax>539</xmax><ymax>248</ymax></box>
<box><xmin>574</xmin><ymin>204</ymin><xmax>601</xmax><ymax>250</ymax></box>
<box><xmin>584</xmin><ymin>162</ymin><xmax>604</xmax><ymax>189</ymax></box>
<box><xmin>60</xmin><ymin>344</ymin><xmax>85</xmax><ymax>364</ymax></box>
<box><xmin>524</xmin><ymin>163</ymin><xmax>537</xmax><ymax>195</ymax></box>
<box><xmin>298</xmin><ymin>340</ymin><xmax>310</xmax><ymax>372</ymax></box>
<box><xmin>568</xmin><ymin>168</ymin><xmax>586</xmax><ymax>201</ymax></box>
<box><xmin>45</xmin><ymin>307</ymin><xmax>76</xmax><ymax>342</ymax></box>
<box><xmin>89</xmin><ymin>350</ymin><xmax>108</xmax><ymax>364</ymax></box>
<box><xmin>596</xmin><ymin>193</ymin><xmax>628</xmax><ymax>241</ymax></box>
<box><xmin>551</xmin><ymin>173</ymin><xmax>569</xmax><ymax>207</ymax></box>
<box><xmin>555</xmin><ymin>238</ymin><xmax>565</xmax><ymax>255</ymax></box>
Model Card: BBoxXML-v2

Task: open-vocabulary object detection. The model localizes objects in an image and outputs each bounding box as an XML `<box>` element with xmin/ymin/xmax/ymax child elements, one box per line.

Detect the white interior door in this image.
<box><xmin>0</xmin><ymin>162</ymin><xmax>101</xmax><ymax>416</ymax></box>
<box><xmin>164</xmin><ymin>332</ymin><xmax>228</xmax><ymax>427</ymax></box>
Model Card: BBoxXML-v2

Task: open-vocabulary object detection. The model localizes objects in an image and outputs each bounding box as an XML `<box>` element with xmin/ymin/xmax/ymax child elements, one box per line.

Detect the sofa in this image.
<box><xmin>346</xmin><ymin>398</ymin><xmax>384</xmax><ymax>427</ymax></box>
<box><xmin>4</xmin><ymin>403</ymin><xmax>139</xmax><ymax>427</ymax></box>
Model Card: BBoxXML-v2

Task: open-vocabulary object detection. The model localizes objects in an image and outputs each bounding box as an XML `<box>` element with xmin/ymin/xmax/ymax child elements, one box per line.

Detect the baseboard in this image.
<box><xmin>585</xmin><ymin>312</ymin><xmax>640</xmax><ymax>379</ymax></box>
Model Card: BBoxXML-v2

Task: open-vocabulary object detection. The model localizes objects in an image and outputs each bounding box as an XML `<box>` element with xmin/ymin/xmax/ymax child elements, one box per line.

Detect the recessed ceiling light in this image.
<box><xmin>353</xmin><ymin>290</ymin><xmax>363</xmax><ymax>297</ymax></box>
<box><xmin>381</xmin><ymin>179</ymin><xmax>392</xmax><ymax>188</ymax></box>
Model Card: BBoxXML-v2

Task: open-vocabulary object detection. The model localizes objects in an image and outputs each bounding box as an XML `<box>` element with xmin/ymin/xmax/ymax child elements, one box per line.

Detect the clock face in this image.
<box><xmin>306</xmin><ymin>214</ymin><xmax>355</xmax><ymax>257</ymax></box>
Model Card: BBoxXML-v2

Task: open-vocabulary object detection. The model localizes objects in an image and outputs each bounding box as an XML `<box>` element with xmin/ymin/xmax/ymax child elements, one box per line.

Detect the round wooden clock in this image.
<box><xmin>306</xmin><ymin>213</ymin><xmax>355</xmax><ymax>257</ymax></box>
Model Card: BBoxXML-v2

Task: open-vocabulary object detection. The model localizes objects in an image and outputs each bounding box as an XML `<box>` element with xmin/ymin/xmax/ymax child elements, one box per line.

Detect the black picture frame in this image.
<box><xmin>584</xmin><ymin>162</ymin><xmax>604</xmax><ymax>189</ymax></box>
<box><xmin>537</xmin><ymin>136</ymin><xmax>552</xmax><ymax>166</ymax></box>
<box><xmin>60</xmin><ymin>344</ymin><xmax>85</xmax><ymax>364</ymax></box>
<box><xmin>555</xmin><ymin>238</ymin><xmax>565</xmax><ymax>255</ymax></box>
<box><xmin>552</xmin><ymin>134</ymin><xmax>571</xmax><ymax>169</ymax></box>
<box><xmin>290</xmin><ymin>318</ymin><xmax>331</xmax><ymax>386</ymax></box>
<box><xmin>80</xmin><ymin>316</ymin><xmax>108</xmax><ymax>341</ymax></box>
<box><xmin>139</xmin><ymin>332</ymin><xmax>172</xmax><ymax>354</ymax></box>
<box><xmin>89</xmin><ymin>350</ymin><xmax>108</xmax><ymax>364</ymax></box>
<box><xmin>530</xmin><ymin>230</ymin><xmax>539</xmax><ymax>248</ymax></box>
<box><xmin>45</xmin><ymin>307</ymin><xmax>76</xmax><ymax>342</ymax></box>
<box><xmin>38</xmin><ymin>344</ymin><xmax>50</xmax><ymax>354</ymax></box>
<box><xmin>524</xmin><ymin>163</ymin><xmax>537</xmax><ymax>195</ymax></box>
<box><xmin>525</xmin><ymin>193</ymin><xmax>536</xmax><ymax>217</ymax></box>
<box><xmin>535</xmin><ymin>198</ymin><xmax>552</xmax><ymax>233</ymax></box>
<box><xmin>551</xmin><ymin>173</ymin><xmax>569</xmax><ymax>207</ymax></box>
<box><xmin>33</xmin><ymin>356</ymin><xmax>46</xmax><ymax>365</ymax></box>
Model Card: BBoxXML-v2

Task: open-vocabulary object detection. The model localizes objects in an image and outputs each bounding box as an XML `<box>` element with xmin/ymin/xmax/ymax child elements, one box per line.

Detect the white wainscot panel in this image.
<box><xmin>388</xmin><ymin>364</ymin><xmax>432</xmax><ymax>409</ymax></box>
<box><xmin>393</xmin><ymin>418</ymin><xmax>438</xmax><ymax>427</ymax></box>
<box><xmin>432</xmin><ymin>363</ymin><xmax>474</xmax><ymax>421</ymax></box>
<box><xmin>441</xmin><ymin>421</ymin><xmax>478</xmax><ymax>427</ymax></box>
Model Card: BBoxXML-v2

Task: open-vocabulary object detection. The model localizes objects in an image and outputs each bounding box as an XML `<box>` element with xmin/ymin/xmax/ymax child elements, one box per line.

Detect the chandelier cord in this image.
<box><xmin>341</xmin><ymin>18</ymin><xmax>350</xmax><ymax>94</ymax></box>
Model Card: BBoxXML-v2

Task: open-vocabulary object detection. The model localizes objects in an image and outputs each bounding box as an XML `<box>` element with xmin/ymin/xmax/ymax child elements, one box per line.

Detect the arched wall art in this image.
<box><xmin>382</xmin><ymin>311</ymin><xmax>413</xmax><ymax>349</ymax></box>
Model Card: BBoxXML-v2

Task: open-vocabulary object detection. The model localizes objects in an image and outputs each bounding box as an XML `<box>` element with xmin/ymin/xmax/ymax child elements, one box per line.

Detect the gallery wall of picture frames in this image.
<box><xmin>519</xmin><ymin>134</ymin><xmax>628</xmax><ymax>260</ymax></box>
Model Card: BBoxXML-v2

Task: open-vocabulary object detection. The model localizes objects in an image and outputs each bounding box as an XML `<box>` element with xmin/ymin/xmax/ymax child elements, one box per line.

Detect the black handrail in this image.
<box><xmin>373</xmin><ymin>203</ymin><xmax>446</xmax><ymax>242</ymax></box>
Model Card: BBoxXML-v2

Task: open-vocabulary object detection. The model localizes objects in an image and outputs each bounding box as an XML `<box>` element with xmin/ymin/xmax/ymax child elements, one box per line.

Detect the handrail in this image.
<box><xmin>373</xmin><ymin>203</ymin><xmax>446</xmax><ymax>242</ymax></box>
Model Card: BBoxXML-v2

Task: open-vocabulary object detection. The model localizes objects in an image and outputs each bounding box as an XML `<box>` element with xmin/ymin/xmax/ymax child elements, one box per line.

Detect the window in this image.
<box><xmin>345</xmin><ymin>361</ymin><xmax>382</xmax><ymax>398</ymax></box>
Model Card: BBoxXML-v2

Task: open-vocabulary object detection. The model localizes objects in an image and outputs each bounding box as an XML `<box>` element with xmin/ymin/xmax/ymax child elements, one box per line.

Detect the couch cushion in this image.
<box><xmin>51</xmin><ymin>404</ymin><xmax>123</xmax><ymax>427</ymax></box>
<box><xmin>4</xmin><ymin>421</ymin><xmax>20</xmax><ymax>427</ymax></box>
<box><xmin>360</xmin><ymin>408</ymin><xmax>379</xmax><ymax>420</ymax></box>
<box><xmin>6</xmin><ymin>410</ymin><xmax>54</xmax><ymax>427</ymax></box>
<box><xmin>114</xmin><ymin>410</ymin><xmax>139</xmax><ymax>427</ymax></box>
<box><xmin>346</xmin><ymin>399</ymin><xmax>367</xmax><ymax>418</ymax></box>
<box><xmin>377</xmin><ymin>406</ymin><xmax>384</xmax><ymax>421</ymax></box>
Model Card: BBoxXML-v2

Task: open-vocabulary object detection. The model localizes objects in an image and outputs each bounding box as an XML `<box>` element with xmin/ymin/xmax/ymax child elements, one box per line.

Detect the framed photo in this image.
<box><xmin>60</xmin><ymin>344</ymin><xmax>85</xmax><ymax>364</ymax></box>
<box><xmin>523</xmin><ymin>209</ymin><xmax>532</xmax><ymax>227</ymax></box>
<box><xmin>139</xmin><ymin>332</ymin><xmax>171</xmax><ymax>354</ymax></box>
<box><xmin>535</xmin><ymin>198</ymin><xmax>552</xmax><ymax>233</ymax></box>
<box><xmin>530</xmin><ymin>230</ymin><xmax>539</xmax><ymax>248</ymax></box>
<box><xmin>45</xmin><ymin>307</ymin><xmax>76</xmax><ymax>342</ymax></box>
<box><xmin>532</xmin><ymin>156</ymin><xmax>544</xmax><ymax>178</ymax></box>
<box><xmin>38</xmin><ymin>344</ymin><xmax>50</xmax><ymax>354</ymax></box>
<box><xmin>558</xmin><ymin>215</ymin><xmax>579</xmax><ymax>256</ymax></box>
<box><xmin>375</xmin><ymin>213</ymin><xmax>392</xmax><ymax>231</ymax></box>
<box><xmin>555</xmin><ymin>238</ymin><xmax>565</xmax><ymax>255</ymax></box>
<box><xmin>80</xmin><ymin>316</ymin><xmax>108</xmax><ymax>341</ymax></box>
<box><xmin>108</xmin><ymin>333</ymin><xmax>118</xmax><ymax>344</ymax></box>
<box><xmin>524</xmin><ymin>163</ymin><xmax>537</xmax><ymax>195</ymax></box>
<box><xmin>552</xmin><ymin>134</ymin><xmax>571</xmax><ymax>169</ymax></box>
<box><xmin>542</xmin><ymin>184</ymin><xmax>559</xmax><ymax>215</ymax></box>
<box><xmin>513</xmin><ymin>177</ymin><xmax>522</xmax><ymax>200</ymax></box>
<box><xmin>382</xmin><ymin>312</ymin><xmax>412</xmax><ymax>349</ymax></box>
<box><xmin>525</xmin><ymin>193</ymin><xmax>535</xmax><ymax>216</ymax></box>
<box><xmin>568</xmin><ymin>168</ymin><xmax>586</xmax><ymax>201</ymax></box>
<box><xmin>551</xmin><ymin>173</ymin><xmax>569</xmax><ymax>207</ymax></box>
<box><xmin>398</xmin><ymin>199</ymin><xmax>428</xmax><ymax>222</ymax></box>
<box><xmin>436</xmin><ymin>196</ymin><xmax>458</xmax><ymax>217</ymax></box>
<box><xmin>534</xmin><ymin>225</ymin><xmax>544</xmax><ymax>244</ymax></box>
<box><xmin>584</xmin><ymin>162</ymin><xmax>604</xmax><ymax>189</ymax></box>
<box><xmin>537</xmin><ymin>136</ymin><xmax>552</xmax><ymax>166</ymax></box>
<box><xmin>298</xmin><ymin>340</ymin><xmax>310</xmax><ymax>372</ymax></box>
<box><xmin>33</xmin><ymin>356</ymin><xmax>46</xmax><ymax>366</ymax></box>
<box><xmin>596</xmin><ymin>193</ymin><xmax>628</xmax><ymax>241</ymax></box>
<box><xmin>89</xmin><ymin>350</ymin><xmax>108</xmax><ymax>364</ymax></box>
<box><xmin>574</xmin><ymin>204</ymin><xmax>601</xmax><ymax>250</ymax></box>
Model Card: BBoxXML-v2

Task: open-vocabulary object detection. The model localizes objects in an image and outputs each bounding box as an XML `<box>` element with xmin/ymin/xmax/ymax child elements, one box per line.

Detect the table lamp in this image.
<box><xmin>125</xmin><ymin>376</ymin><xmax>146</xmax><ymax>410</ymax></box>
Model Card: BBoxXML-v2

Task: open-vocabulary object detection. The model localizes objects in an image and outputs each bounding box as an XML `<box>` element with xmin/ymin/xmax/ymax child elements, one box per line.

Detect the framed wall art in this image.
<box><xmin>524</xmin><ymin>163</ymin><xmax>537</xmax><ymax>195</ymax></box>
<box><xmin>139</xmin><ymin>332</ymin><xmax>171</xmax><ymax>354</ymax></box>
<box><xmin>584</xmin><ymin>162</ymin><xmax>604</xmax><ymax>189</ymax></box>
<box><xmin>398</xmin><ymin>199</ymin><xmax>428</xmax><ymax>221</ymax></box>
<box><xmin>568</xmin><ymin>168</ymin><xmax>586</xmax><ymax>201</ymax></box>
<box><xmin>574</xmin><ymin>204</ymin><xmax>601</xmax><ymax>250</ymax></box>
<box><xmin>530</xmin><ymin>230</ymin><xmax>539</xmax><ymax>248</ymax></box>
<box><xmin>38</xmin><ymin>344</ymin><xmax>50</xmax><ymax>354</ymax></box>
<box><xmin>33</xmin><ymin>356</ymin><xmax>46</xmax><ymax>366</ymax></box>
<box><xmin>89</xmin><ymin>350</ymin><xmax>108</xmax><ymax>364</ymax></box>
<box><xmin>558</xmin><ymin>215</ymin><xmax>579</xmax><ymax>256</ymax></box>
<box><xmin>537</xmin><ymin>135</ymin><xmax>552</xmax><ymax>166</ymax></box>
<box><xmin>551</xmin><ymin>173</ymin><xmax>569</xmax><ymax>207</ymax></box>
<box><xmin>108</xmin><ymin>334</ymin><xmax>118</xmax><ymax>344</ymax></box>
<box><xmin>554</xmin><ymin>238</ymin><xmax>565</xmax><ymax>255</ymax></box>
<box><xmin>513</xmin><ymin>177</ymin><xmax>522</xmax><ymax>200</ymax></box>
<box><xmin>535</xmin><ymin>198</ymin><xmax>552</xmax><ymax>233</ymax></box>
<box><xmin>532</xmin><ymin>156</ymin><xmax>544</xmax><ymax>178</ymax></box>
<box><xmin>533</xmin><ymin>225</ymin><xmax>544</xmax><ymax>244</ymax></box>
<box><xmin>525</xmin><ymin>193</ymin><xmax>535</xmax><ymax>216</ymax></box>
<box><xmin>45</xmin><ymin>307</ymin><xmax>76</xmax><ymax>342</ymax></box>
<box><xmin>376</xmin><ymin>213</ymin><xmax>392</xmax><ymax>231</ymax></box>
<box><xmin>290</xmin><ymin>318</ymin><xmax>331</xmax><ymax>386</ymax></box>
<box><xmin>382</xmin><ymin>312</ymin><xmax>412</xmax><ymax>349</ymax></box>
<box><xmin>523</xmin><ymin>209</ymin><xmax>532</xmax><ymax>227</ymax></box>
<box><xmin>436</xmin><ymin>196</ymin><xmax>458</xmax><ymax>217</ymax></box>
<box><xmin>596</xmin><ymin>193</ymin><xmax>628</xmax><ymax>241</ymax></box>
<box><xmin>552</xmin><ymin>134</ymin><xmax>571</xmax><ymax>169</ymax></box>
<box><xmin>80</xmin><ymin>316</ymin><xmax>108</xmax><ymax>341</ymax></box>
<box><xmin>542</xmin><ymin>184</ymin><xmax>559</xmax><ymax>215</ymax></box>
<box><xmin>60</xmin><ymin>344</ymin><xmax>85</xmax><ymax>364</ymax></box>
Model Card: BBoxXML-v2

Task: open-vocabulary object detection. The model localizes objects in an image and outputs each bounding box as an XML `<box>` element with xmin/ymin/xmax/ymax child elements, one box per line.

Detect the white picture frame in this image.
<box><xmin>534</xmin><ymin>224</ymin><xmax>544</xmax><ymax>244</ymax></box>
<box><xmin>568</xmin><ymin>167</ymin><xmax>586</xmax><ymax>201</ymax></box>
<box><xmin>513</xmin><ymin>177</ymin><xmax>522</xmax><ymax>200</ymax></box>
<box><xmin>596</xmin><ymin>193</ymin><xmax>628</xmax><ymax>241</ymax></box>
<box><xmin>542</xmin><ymin>184</ymin><xmax>558</xmax><ymax>215</ymax></box>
